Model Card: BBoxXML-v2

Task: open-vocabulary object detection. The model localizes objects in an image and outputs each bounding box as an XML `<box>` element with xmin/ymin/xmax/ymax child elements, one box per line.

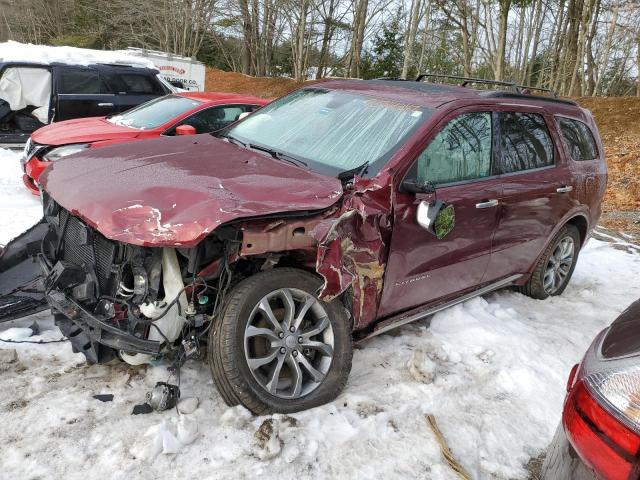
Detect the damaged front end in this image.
<box><xmin>28</xmin><ymin>192</ymin><xmax>238</xmax><ymax>364</ymax></box>
<box><xmin>1</xmin><ymin>170</ymin><xmax>394</xmax><ymax>367</ymax></box>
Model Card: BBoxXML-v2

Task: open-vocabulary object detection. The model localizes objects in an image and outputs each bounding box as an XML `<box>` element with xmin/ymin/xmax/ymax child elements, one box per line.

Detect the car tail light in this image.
<box><xmin>564</xmin><ymin>330</ymin><xmax>640</xmax><ymax>480</ymax></box>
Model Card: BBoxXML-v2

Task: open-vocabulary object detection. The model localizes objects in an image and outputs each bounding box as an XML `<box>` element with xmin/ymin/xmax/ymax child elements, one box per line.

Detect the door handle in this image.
<box><xmin>97</xmin><ymin>102</ymin><xmax>114</xmax><ymax>107</ymax></box>
<box><xmin>556</xmin><ymin>185</ymin><xmax>573</xmax><ymax>193</ymax></box>
<box><xmin>475</xmin><ymin>199</ymin><xmax>499</xmax><ymax>209</ymax></box>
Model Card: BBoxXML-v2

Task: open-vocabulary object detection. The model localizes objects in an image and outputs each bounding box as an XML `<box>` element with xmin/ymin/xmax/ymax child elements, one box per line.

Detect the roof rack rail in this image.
<box><xmin>514</xmin><ymin>85</ymin><xmax>558</xmax><ymax>98</ymax></box>
<box><xmin>416</xmin><ymin>74</ymin><xmax>518</xmax><ymax>90</ymax></box>
<box><xmin>415</xmin><ymin>73</ymin><xmax>559</xmax><ymax>98</ymax></box>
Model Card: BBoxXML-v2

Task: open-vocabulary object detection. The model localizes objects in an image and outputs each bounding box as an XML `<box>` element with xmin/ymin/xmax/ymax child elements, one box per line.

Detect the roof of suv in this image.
<box><xmin>312</xmin><ymin>78</ymin><xmax>579</xmax><ymax>111</ymax></box>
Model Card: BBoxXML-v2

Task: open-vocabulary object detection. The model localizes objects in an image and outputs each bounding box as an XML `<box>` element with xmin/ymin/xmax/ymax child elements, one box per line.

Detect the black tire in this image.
<box><xmin>208</xmin><ymin>268</ymin><xmax>353</xmax><ymax>415</ymax></box>
<box><xmin>519</xmin><ymin>224</ymin><xmax>581</xmax><ymax>300</ymax></box>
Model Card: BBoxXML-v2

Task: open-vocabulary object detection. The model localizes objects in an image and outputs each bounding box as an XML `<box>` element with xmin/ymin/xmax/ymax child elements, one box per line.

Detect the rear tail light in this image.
<box><xmin>564</xmin><ymin>330</ymin><xmax>640</xmax><ymax>480</ymax></box>
<box><xmin>567</xmin><ymin>363</ymin><xmax>579</xmax><ymax>392</ymax></box>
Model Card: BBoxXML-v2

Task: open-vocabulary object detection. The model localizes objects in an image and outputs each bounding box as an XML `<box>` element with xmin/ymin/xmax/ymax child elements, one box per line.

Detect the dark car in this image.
<box><xmin>0</xmin><ymin>61</ymin><xmax>171</xmax><ymax>148</ymax></box>
<box><xmin>20</xmin><ymin>92</ymin><xmax>269</xmax><ymax>194</ymax></box>
<box><xmin>0</xmin><ymin>76</ymin><xmax>607</xmax><ymax>414</ymax></box>
<box><xmin>541</xmin><ymin>299</ymin><xmax>640</xmax><ymax>480</ymax></box>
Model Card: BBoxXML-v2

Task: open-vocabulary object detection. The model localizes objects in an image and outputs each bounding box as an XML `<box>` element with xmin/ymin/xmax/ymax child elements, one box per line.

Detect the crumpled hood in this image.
<box><xmin>39</xmin><ymin>134</ymin><xmax>344</xmax><ymax>247</ymax></box>
<box><xmin>32</xmin><ymin>117</ymin><xmax>141</xmax><ymax>146</ymax></box>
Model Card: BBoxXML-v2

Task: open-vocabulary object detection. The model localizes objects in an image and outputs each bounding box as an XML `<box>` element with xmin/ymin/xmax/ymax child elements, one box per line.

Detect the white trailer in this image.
<box><xmin>126</xmin><ymin>48</ymin><xmax>206</xmax><ymax>92</ymax></box>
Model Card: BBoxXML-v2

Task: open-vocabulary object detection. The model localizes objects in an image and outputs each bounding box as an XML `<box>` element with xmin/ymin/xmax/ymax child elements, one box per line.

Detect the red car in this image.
<box><xmin>20</xmin><ymin>92</ymin><xmax>269</xmax><ymax>194</ymax></box>
<box><xmin>542</xmin><ymin>299</ymin><xmax>640</xmax><ymax>480</ymax></box>
<box><xmin>2</xmin><ymin>76</ymin><xmax>606</xmax><ymax>414</ymax></box>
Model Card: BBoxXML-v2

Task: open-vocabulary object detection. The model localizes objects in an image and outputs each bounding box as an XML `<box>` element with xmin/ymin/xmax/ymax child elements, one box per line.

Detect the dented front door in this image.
<box><xmin>378</xmin><ymin>110</ymin><xmax>501</xmax><ymax>318</ymax></box>
<box><xmin>378</xmin><ymin>180</ymin><xmax>502</xmax><ymax>317</ymax></box>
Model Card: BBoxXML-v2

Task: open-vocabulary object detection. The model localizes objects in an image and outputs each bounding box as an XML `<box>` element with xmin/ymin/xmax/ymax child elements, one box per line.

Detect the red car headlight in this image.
<box><xmin>42</xmin><ymin>143</ymin><xmax>89</xmax><ymax>162</ymax></box>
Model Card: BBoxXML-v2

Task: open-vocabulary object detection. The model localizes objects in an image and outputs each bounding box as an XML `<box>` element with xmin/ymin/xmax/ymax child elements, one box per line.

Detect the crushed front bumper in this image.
<box><xmin>41</xmin><ymin>257</ymin><xmax>162</xmax><ymax>362</ymax></box>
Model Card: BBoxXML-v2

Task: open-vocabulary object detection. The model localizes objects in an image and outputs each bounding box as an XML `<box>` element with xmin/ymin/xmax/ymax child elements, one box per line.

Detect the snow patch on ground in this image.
<box><xmin>0</xmin><ymin>41</ymin><xmax>154</xmax><ymax>69</ymax></box>
<box><xmin>1</xmin><ymin>144</ymin><xmax>639</xmax><ymax>478</ymax></box>
<box><xmin>0</xmin><ymin>148</ymin><xmax>42</xmax><ymax>246</ymax></box>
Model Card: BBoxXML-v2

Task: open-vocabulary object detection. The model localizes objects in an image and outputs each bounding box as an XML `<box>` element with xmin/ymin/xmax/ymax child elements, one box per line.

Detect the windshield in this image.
<box><xmin>227</xmin><ymin>88</ymin><xmax>432</xmax><ymax>177</ymax></box>
<box><xmin>107</xmin><ymin>95</ymin><xmax>202</xmax><ymax>130</ymax></box>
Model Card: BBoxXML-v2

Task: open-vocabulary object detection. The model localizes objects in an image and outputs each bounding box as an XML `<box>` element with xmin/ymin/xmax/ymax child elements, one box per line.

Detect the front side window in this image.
<box><xmin>59</xmin><ymin>68</ymin><xmax>106</xmax><ymax>95</ymax></box>
<box><xmin>106</xmin><ymin>95</ymin><xmax>202</xmax><ymax>130</ymax></box>
<box><xmin>414</xmin><ymin>112</ymin><xmax>492</xmax><ymax>185</ymax></box>
<box><xmin>172</xmin><ymin>105</ymin><xmax>248</xmax><ymax>134</ymax></box>
<box><xmin>557</xmin><ymin>117</ymin><xmax>598</xmax><ymax>161</ymax></box>
<box><xmin>495</xmin><ymin>112</ymin><xmax>554</xmax><ymax>174</ymax></box>
<box><xmin>227</xmin><ymin>88</ymin><xmax>432</xmax><ymax>177</ymax></box>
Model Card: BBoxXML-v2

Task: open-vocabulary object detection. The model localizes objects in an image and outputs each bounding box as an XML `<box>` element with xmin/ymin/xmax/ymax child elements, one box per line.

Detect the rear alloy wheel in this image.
<box><xmin>543</xmin><ymin>236</ymin><xmax>575</xmax><ymax>295</ymax></box>
<box><xmin>519</xmin><ymin>224</ymin><xmax>581</xmax><ymax>300</ymax></box>
<box><xmin>208</xmin><ymin>268</ymin><xmax>352</xmax><ymax>414</ymax></box>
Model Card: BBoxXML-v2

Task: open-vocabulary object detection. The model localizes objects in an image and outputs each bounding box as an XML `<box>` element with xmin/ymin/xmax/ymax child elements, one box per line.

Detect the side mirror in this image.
<box><xmin>417</xmin><ymin>200</ymin><xmax>455</xmax><ymax>239</ymax></box>
<box><xmin>238</xmin><ymin>112</ymin><xmax>251</xmax><ymax>120</ymax></box>
<box><xmin>170</xmin><ymin>80</ymin><xmax>185</xmax><ymax>89</ymax></box>
<box><xmin>402</xmin><ymin>178</ymin><xmax>436</xmax><ymax>194</ymax></box>
<box><xmin>176</xmin><ymin>124</ymin><xmax>197</xmax><ymax>136</ymax></box>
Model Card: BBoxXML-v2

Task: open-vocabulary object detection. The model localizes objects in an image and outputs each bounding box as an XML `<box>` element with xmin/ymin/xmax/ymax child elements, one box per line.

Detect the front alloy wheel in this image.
<box><xmin>209</xmin><ymin>268</ymin><xmax>352</xmax><ymax>414</ymax></box>
<box><xmin>244</xmin><ymin>288</ymin><xmax>334</xmax><ymax>399</ymax></box>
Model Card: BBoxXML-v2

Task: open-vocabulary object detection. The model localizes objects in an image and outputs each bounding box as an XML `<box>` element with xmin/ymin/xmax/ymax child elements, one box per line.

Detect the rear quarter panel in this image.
<box><xmin>558</xmin><ymin>107</ymin><xmax>607</xmax><ymax>242</ymax></box>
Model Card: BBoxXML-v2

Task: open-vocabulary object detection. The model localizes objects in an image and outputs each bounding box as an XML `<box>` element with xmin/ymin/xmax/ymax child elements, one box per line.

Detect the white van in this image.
<box><xmin>126</xmin><ymin>48</ymin><xmax>206</xmax><ymax>92</ymax></box>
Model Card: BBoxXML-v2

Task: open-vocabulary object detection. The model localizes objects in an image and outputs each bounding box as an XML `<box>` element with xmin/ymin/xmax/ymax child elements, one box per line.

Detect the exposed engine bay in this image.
<box><xmin>39</xmin><ymin>191</ymin><xmax>240</xmax><ymax>365</ymax></box>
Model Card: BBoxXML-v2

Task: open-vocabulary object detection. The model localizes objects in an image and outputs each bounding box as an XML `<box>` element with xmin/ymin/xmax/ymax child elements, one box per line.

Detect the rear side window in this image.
<box><xmin>120</xmin><ymin>74</ymin><xmax>161</xmax><ymax>94</ymax></box>
<box><xmin>415</xmin><ymin>112</ymin><xmax>492</xmax><ymax>185</ymax></box>
<box><xmin>495</xmin><ymin>112</ymin><xmax>554</xmax><ymax>174</ymax></box>
<box><xmin>59</xmin><ymin>68</ymin><xmax>106</xmax><ymax>94</ymax></box>
<box><xmin>557</xmin><ymin>117</ymin><xmax>598</xmax><ymax>161</ymax></box>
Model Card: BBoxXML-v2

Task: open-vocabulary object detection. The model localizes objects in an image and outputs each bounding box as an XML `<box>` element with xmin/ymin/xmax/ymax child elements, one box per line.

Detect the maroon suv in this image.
<box><xmin>0</xmin><ymin>78</ymin><xmax>606</xmax><ymax>413</ymax></box>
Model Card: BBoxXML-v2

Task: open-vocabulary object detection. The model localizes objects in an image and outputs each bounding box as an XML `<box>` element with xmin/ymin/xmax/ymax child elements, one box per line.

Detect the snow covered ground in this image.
<box><xmin>2</xmin><ymin>146</ymin><xmax>640</xmax><ymax>479</ymax></box>
<box><xmin>0</xmin><ymin>148</ymin><xmax>42</xmax><ymax>245</ymax></box>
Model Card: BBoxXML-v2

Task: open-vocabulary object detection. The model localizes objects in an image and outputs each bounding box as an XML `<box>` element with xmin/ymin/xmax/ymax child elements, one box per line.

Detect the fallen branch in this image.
<box><xmin>425</xmin><ymin>414</ymin><xmax>472</xmax><ymax>480</ymax></box>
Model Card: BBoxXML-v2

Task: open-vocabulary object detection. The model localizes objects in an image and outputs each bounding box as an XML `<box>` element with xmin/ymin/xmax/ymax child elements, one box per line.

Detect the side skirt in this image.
<box><xmin>359</xmin><ymin>274</ymin><xmax>522</xmax><ymax>342</ymax></box>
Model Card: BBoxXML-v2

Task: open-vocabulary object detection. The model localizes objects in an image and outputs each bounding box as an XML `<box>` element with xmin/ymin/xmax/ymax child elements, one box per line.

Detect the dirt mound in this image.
<box><xmin>577</xmin><ymin>97</ymin><xmax>640</xmax><ymax>234</ymax></box>
<box><xmin>205</xmin><ymin>68</ymin><xmax>303</xmax><ymax>98</ymax></box>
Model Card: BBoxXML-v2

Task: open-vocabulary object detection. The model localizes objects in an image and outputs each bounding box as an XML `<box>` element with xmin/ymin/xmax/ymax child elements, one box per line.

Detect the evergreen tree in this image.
<box><xmin>360</xmin><ymin>11</ymin><xmax>404</xmax><ymax>80</ymax></box>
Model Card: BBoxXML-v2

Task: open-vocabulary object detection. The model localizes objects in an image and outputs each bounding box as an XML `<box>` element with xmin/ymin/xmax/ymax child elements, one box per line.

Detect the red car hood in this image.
<box><xmin>39</xmin><ymin>135</ymin><xmax>344</xmax><ymax>247</ymax></box>
<box><xmin>32</xmin><ymin>117</ymin><xmax>142</xmax><ymax>146</ymax></box>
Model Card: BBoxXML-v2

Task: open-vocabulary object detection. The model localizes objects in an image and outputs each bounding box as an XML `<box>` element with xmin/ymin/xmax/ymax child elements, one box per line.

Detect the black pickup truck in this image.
<box><xmin>0</xmin><ymin>62</ymin><xmax>172</xmax><ymax>148</ymax></box>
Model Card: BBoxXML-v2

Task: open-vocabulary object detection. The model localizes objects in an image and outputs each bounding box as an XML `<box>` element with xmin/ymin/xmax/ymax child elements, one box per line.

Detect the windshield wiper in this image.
<box><xmin>247</xmin><ymin>144</ymin><xmax>308</xmax><ymax>169</ymax></box>
<box><xmin>337</xmin><ymin>161</ymin><xmax>369</xmax><ymax>183</ymax></box>
<box><xmin>220</xmin><ymin>134</ymin><xmax>308</xmax><ymax>169</ymax></box>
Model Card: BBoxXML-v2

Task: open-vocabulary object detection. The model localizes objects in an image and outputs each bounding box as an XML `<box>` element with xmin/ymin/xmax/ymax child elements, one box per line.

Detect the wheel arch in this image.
<box><xmin>518</xmin><ymin>210</ymin><xmax>591</xmax><ymax>285</ymax></box>
<box><xmin>565</xmin><ymin>214</ymin><xmax>589</xmax><ymax>248</ymax></box>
